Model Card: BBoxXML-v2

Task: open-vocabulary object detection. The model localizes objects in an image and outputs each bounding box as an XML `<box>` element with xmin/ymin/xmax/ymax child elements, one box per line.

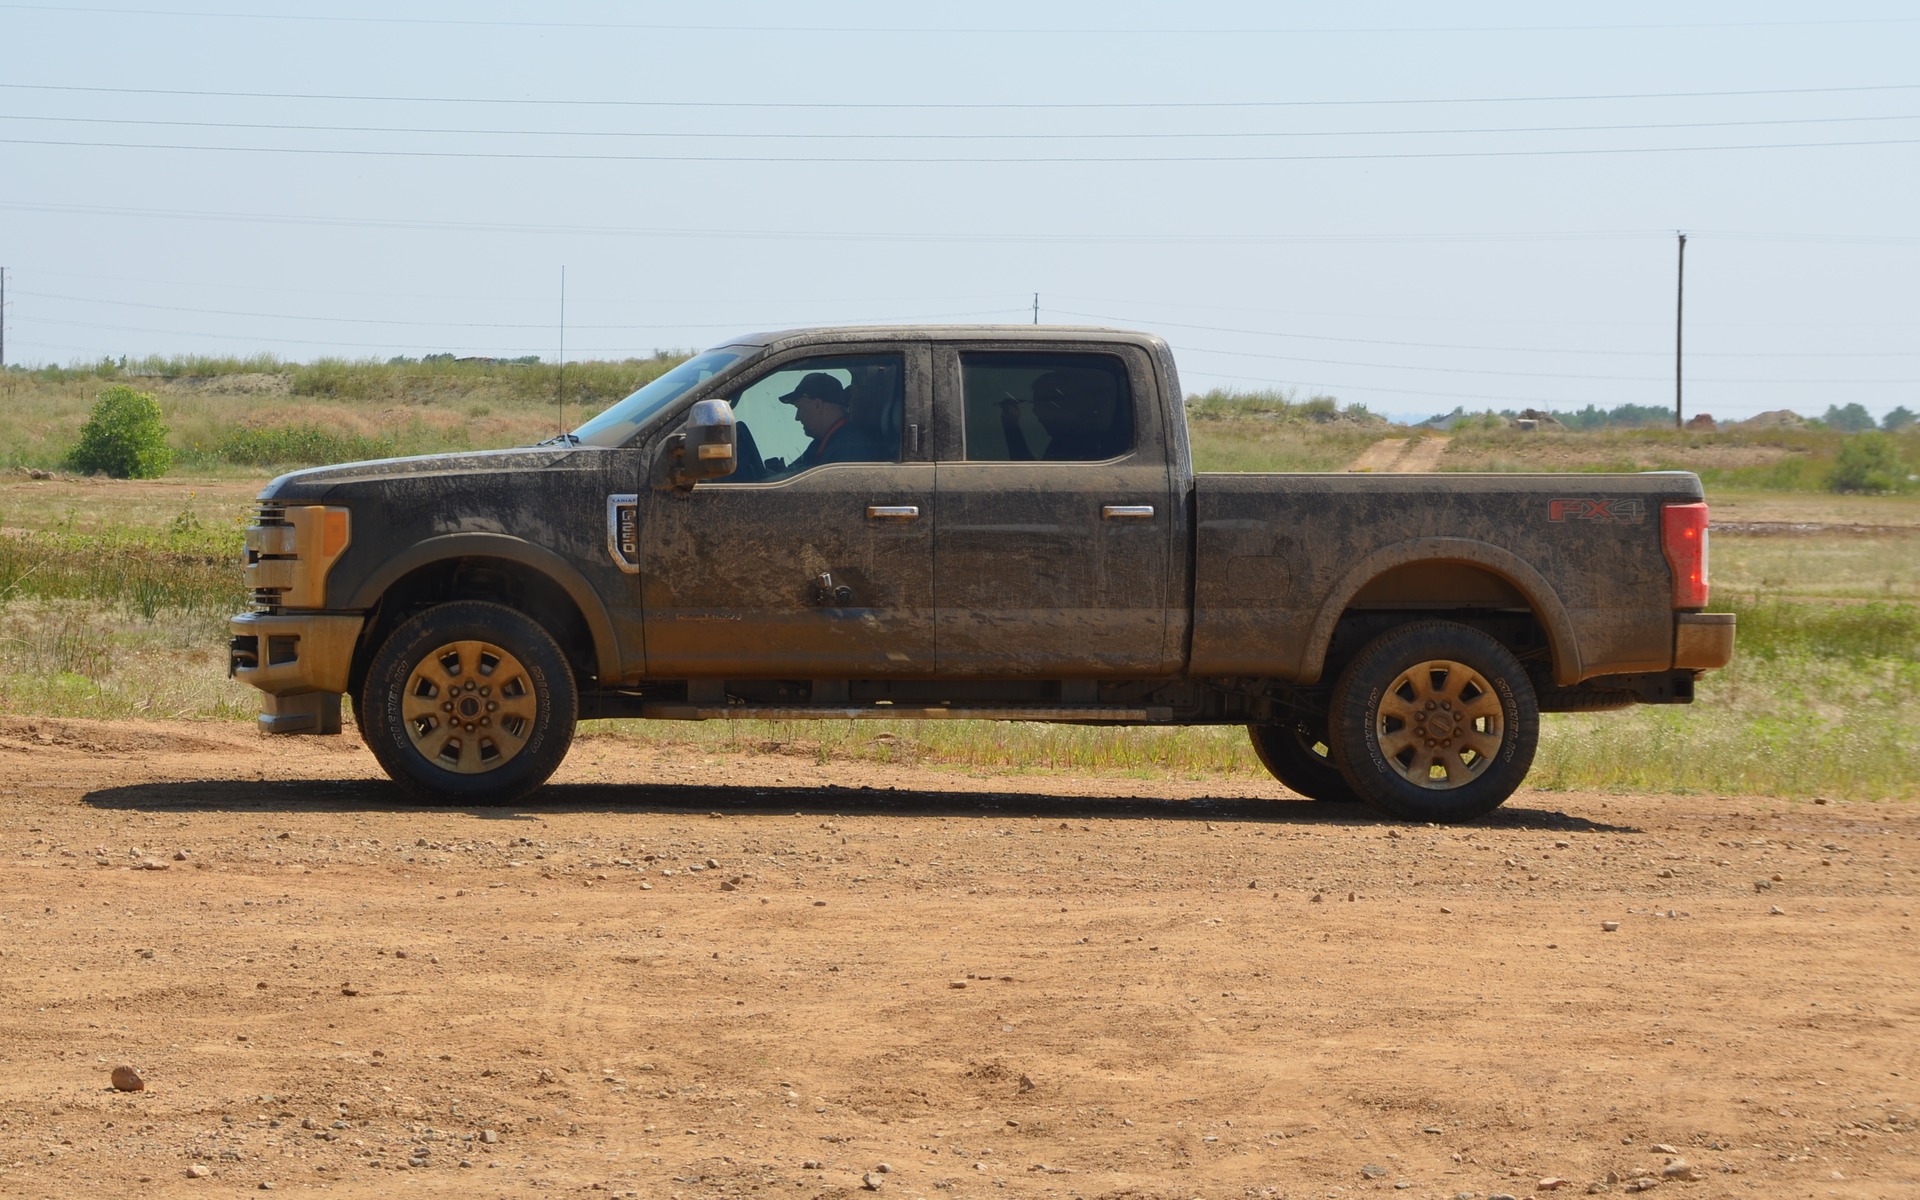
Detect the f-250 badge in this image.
<box><xmin>1549</xmin><ymin>497</ymin><xmax>1646</xmax><ymax>523</ymax></box>
<box><xmin>606</xmin><ymin>494</ymin><xmax>640</xmax><ymax>572</ymax></box>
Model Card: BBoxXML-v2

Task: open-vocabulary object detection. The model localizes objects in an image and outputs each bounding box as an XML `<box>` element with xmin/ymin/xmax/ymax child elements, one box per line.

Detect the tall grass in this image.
<box><xmin>0</xmin><ymin>353</ymin><xmax>689</xmax><ymax>471</ymax></box>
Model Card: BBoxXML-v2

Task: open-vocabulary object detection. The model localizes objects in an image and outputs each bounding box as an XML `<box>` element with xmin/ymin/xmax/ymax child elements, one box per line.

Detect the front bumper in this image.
<box><xmin>1674</xmin><ymin>612</ymin><xmax>1736</xmax><ymax>671</ymax></box>
<box><xmin>228</xmin><ymin>611</ymin><xmax>365</xmax><ymax>734</ymax></box>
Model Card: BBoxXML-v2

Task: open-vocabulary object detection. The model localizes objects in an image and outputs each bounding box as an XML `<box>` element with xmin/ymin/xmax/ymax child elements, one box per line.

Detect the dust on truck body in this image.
<box><xmin>228</xmin><ymin>326</ymin><xmax>1734</xmax><ymax>823</ymax></box>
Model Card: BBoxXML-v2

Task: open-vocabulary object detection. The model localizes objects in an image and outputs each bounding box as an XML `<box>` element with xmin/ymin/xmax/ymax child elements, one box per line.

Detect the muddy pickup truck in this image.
<box><xmin>229</xmin><ymin>325</ymin><xmax>1733</xmax><ymax>822</ymax></box>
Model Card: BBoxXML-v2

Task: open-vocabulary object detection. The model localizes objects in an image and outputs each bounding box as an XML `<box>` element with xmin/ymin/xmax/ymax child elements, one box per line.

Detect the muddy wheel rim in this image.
<box><xmin>1373</xmin><ymin>658</ymin><xmax>1505</xmax><ymax>790</ymax></box>
<box><xmin>399</xmin><ymin>639</ymin><xmax>539</xmax><ymax>774</ymax></box>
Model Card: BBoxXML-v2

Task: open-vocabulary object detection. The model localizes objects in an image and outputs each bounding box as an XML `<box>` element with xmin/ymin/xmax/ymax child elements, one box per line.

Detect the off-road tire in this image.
<box><xmin>1247</xmin><ymin>719</ymin><xmax>1360</xmax><ymax>804</ymax></box>
<box><xmin>1328</xmin><ymin>620</ymin><xmax>1538</xmax><ymax>823</ymax></box>
<box><xmin>360</xmin><ymin>601</ymin><xmax>577</xmax><ymax>805</ymax></box>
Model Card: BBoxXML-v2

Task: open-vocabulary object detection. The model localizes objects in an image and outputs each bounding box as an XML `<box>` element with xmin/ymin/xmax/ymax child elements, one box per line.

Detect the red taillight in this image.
<box><xmin>1662</xmin><ymin>502</ymin><xmax>1710</xmax><ymax>608</ymax></box>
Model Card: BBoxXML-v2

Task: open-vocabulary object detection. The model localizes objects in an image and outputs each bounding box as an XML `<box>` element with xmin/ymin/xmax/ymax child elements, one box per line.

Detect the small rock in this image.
<box><xmin>340</xmin><ymin>984</ymin><xmax>360</xmax><ymax>996</ymax></box>
<box><xmin>1769</xmin><ymin>906</ymin><xmax>1785</xmax><ymax>915</ymax></box>
<box><xmin>1310</xmin><ymin>893</ymin><xmax>1324</xmax><ymax>904</ymax></box>
<box><xmin>110</xmin><ymin>1065</ymin><xmax>144</xmax><ymax>1091</ymax></box>
<box><xmin>803</xmin><ymin>1159</ymin><xmax>822</xmax><ymax>1170</ymax></box>
<box><xmin>173</xmin><ymin>850</ymin><xmax>190</xmax><ymax>861</ymax></box>
<box><xmin>185</xmin><ymin>1164</ymin><xmax>209</xmax><ymax>1178</ymax></box>
<box><xmin>862</xmin><ymin>1170</ymin><xmax>885</xmax><ymax>1190</ymax></box>
<box><xmin>706</xmin><ymin>857</ymin><xmax>721</xmax><ymax>869</ymax></box>
<box><xmin>1651</xmin><ymin>1145</ymin><xmax>1676</xmax><ymax>1155</ymax></box>
<box><xmin>874</xmin><ymin>1162</ymin><xmax>892</xmax><ymax>1173</ymax></box>
<box><xmin>1623</xmin><ymin>1178</ymin><xmax>1660</xmax><ymax>1193</ymax></box>
<box><xmin>1661</xmin><ymin>1160</ymin><xmax>1696</xmax><ymax>1181</ymax></box>
<box><xmin>138</xmin><ymin>858</ymin><xmax>170</xmax><ymax>871</ymax></box>
<box><xmin>1540</xmin><ymin>1178</ymin><xmax>1569</xmax><ymax>1191</ymax></box>
<box><xmin>719</xmin><ymin>881</ymin><xmax>738</xmax><ymax>891</ymax></box>
<box><xmin>949</xmin><ymin>980</ymin><xmax>967</xmax><ymax>989</ymax></box>
<box><xmin>1753</xmin><ymin>879</ymin><xmax>1771</xmax><ymax>892</ymax></box>
<box><xmin>1018</xmin><ymin>1073</ymin><xmax>1035</xmax><ymax>1092</ymax></box>
<box><xmin>1602</xmin><ymin>920</ymin><xmax>1621</xmax><ymax>932</ymax></box>
<box><xmin>1361</xmin><ymin>1164</ymin><xmax>1387</xmax><ymax>1178</ymax></box>
<box><xmin>479</xmin><ymin>1129</ymin><xmax>499</xmax><ymax>1145</ymax></box>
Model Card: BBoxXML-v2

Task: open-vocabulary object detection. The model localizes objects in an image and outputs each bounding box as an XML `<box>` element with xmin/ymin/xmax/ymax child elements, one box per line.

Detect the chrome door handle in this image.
<box><xmin>1102</xmin><ymin>504</ymin><xmax>1155</xmax><ymax>520</ymax></box>
<box><xmin>867</xmin><ymin>505</ymin><xmax>921</xmax><ymax>521</ymax></box>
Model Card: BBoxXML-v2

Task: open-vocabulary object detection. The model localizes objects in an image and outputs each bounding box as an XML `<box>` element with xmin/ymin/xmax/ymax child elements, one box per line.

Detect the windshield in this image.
<box><xmin>570</xmin><ymin>347</ymin><xmax>748</xmax><ymax>447</ymax></box>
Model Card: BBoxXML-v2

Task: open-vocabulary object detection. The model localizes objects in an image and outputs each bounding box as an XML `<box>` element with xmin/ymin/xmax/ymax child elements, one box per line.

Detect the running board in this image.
<box><xmin>636</xmin><ymin>703</ymin><xmax>1174</xmax><ymax>723</ymax></box>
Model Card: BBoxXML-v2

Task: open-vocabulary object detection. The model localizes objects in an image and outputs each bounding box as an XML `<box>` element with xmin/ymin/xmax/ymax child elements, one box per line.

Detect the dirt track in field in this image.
<box><xmin>1</xmin><ymin>716</ymin><xmax>1916</xmax><ymax>1200</ymax></box>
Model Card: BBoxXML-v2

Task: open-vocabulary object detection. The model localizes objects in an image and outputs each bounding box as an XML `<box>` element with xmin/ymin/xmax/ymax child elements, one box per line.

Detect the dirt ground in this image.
<box><xmin>1</xmin><ymin>717</ymin><xmax>1915</xmax><ymax>1200</ymax></box>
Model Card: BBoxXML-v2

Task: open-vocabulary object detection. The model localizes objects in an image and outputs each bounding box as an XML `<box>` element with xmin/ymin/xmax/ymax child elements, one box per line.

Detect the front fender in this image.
<box><xmin>341</xmin><ymin>533</ymin><xmax>623</xmax><ymax>684</ymax></box>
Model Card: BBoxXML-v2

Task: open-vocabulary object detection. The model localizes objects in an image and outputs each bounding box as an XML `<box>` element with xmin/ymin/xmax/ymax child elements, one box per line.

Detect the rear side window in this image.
<box><xmin>960</xmin><ymin>352</ymin><xmax>1133</xmax><ymax>462</ymax></box>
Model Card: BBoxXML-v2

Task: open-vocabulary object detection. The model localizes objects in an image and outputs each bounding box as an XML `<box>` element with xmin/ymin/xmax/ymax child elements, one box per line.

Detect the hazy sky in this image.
<box><xmin>3</xmin><ymin>1</ymin><xmax>1916</xmax><ymax>421</ymax></box>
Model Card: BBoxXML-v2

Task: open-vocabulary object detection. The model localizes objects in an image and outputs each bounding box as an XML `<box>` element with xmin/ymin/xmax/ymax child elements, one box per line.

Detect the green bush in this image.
<box><xmin>214</xmin><ymin>424</ymin><xmax>396</xmax><ymax>468</ymax></box>
<box><xmin>66</xmin><ymin>385</ymin><xmax>173</xmax><ymax>478</ymax></box>
<box><xmin>1826</xmin><ymin>431</ymin><xmax>1908</xmax><ymax>494</ymax></box>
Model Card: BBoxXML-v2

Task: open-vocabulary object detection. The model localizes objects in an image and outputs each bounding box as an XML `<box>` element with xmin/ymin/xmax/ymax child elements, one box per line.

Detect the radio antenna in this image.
<box><xmin>557</xmin><ymin>265</ymin><xmax>567</xmax><ymax>435</ymax></box>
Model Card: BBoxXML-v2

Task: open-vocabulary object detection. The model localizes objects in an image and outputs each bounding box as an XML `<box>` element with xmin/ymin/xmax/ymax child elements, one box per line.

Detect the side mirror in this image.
<box><xmin>668</xmin><ymin>398</ymin><xmax>737</xmax><ymax>488</ymax></box>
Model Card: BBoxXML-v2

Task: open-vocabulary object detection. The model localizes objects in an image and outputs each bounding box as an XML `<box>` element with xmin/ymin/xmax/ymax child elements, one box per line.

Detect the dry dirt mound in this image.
<box><xmin>1739</xmin><ymin>408</ymin><xmax>1809</xmax><ymax>430</ymax></box>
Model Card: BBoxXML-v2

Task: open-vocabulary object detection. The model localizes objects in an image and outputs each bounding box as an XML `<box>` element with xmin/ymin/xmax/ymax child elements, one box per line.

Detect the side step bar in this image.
<box><xmin>636</xmin><ymin>704</ymin><xmax>1174</xmax><ymax>723</ymax></box>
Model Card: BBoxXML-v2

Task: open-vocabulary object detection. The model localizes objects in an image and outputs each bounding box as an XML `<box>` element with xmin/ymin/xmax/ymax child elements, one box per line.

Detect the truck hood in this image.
<box><xmin>259</xmin><ymin>446</ymin><xmax>603</xmax><ymax>503</ymax></box>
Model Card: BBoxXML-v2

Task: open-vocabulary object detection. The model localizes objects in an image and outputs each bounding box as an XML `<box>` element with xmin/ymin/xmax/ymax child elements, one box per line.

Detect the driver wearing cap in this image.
<box><xmin>768</xmin><ymin>372</ymin><xmax>887</xmax><ymax>477</ymax></box>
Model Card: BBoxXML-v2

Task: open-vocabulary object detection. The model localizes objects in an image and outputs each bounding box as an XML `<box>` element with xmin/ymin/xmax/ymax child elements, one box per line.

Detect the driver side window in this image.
<box><xmin>724</xmin><ymin>353</ymin><xmax>904</xmax><ymax>480</ymax></box>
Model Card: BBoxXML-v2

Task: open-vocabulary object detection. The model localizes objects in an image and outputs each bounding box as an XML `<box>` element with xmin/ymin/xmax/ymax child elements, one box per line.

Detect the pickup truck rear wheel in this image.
<box><xmin>360</xmin><ymin>601</ymin><xmax>577</xmax><ymax>805</ymax></box>
<box><xmin>1329</xmin><ymin>620</ymin><xmax>1538</xmax><ymax>823</ymax></box>
<box><xmin>1247</xmin><ymin>720</ymin><xmax>1359</xmax><ymax>803</ymax></box>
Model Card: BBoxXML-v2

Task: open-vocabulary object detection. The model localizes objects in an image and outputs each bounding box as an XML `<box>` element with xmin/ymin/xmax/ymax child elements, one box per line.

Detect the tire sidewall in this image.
<box><xmin>362</xmin><ymin>601</ymin><xmax>577</xmax><ymax>805</ymax></box>
<box><xmin>1247</xmin><ymin>720</ymin><xmax>1360</xmax><ymax>804</ymax></box>
<box><xmin>1330</xmin><ymin>621</ymin><xmax>1538</xmax><ymax>823</ymax></box>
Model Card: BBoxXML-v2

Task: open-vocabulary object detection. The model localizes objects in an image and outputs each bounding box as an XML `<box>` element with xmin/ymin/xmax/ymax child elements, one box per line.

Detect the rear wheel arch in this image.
<box><xmin>1299</xmin><ymin>539</ymin><xmax>1582</xmax><ymax>687</ymax></box>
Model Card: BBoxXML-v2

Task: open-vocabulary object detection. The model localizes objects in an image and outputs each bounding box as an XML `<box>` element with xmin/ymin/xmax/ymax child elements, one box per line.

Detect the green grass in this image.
<box><xmin>0</xmin><ymin>350</ymin><xmax>1914</xmax><ymax>801</ymax></box>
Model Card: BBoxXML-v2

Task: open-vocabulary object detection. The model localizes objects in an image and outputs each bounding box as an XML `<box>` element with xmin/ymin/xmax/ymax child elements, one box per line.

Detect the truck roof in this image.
<box><xmin>724</xmin><ymin>324</ymin><xmax>1173</xmax><ymax>354</ymax></box>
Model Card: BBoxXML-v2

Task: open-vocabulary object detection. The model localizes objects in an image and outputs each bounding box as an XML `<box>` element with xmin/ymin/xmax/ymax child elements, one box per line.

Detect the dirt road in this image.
<box><xmin>1346</xmin><ymin>436</ymin><xmax>1451</xmax><ymax>473</ymax></box>
<box><xmin>2</xmin><ymin>716</ymin><xmax>1915</xmax><ymax>1199</ymax></box>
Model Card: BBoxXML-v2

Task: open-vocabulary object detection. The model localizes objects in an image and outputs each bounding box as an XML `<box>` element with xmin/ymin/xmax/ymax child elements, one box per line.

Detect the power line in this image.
<box><xmin>1185</xmin><ymin>342</ymin><xmax>1920</xmax><ymax>385</ymax></box>
<box><xmin>8</xmin><ymin>133</ymin><xmax>1918</xmax><ymax>164</ymax></box>
<box><xmin>3</xmin><ymin>79</ymin><xmax>1917</xmax><ymax>111</ymax></box>
<box><xmin>9</xmin><ymin>110</ymin><xmax>1920</xmax><ymax>143</ymax></box>
<box><xmin>0</xmin><ymin>199</ymin><xmax>1679</xmax><ymax>245</ymax></box>
<box><xmin>3</xmin><ymin>5</ymin><xmax>1916</xmax><ymax>35</ymax></box>
<box><xmin>1052</xmin><ymin>308</ymin><xmax>1920</xmax><ymax>359</ymax></box>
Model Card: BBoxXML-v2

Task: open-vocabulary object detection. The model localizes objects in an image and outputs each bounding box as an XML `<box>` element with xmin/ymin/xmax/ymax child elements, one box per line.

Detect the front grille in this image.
<box><xmin>248</xmin><ymin>502</ymin><xmax>293</xmax><ymax>611</ymax></box>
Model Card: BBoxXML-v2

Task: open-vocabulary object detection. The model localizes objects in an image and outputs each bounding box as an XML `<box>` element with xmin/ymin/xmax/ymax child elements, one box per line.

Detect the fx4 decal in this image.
<box><xmin>1548</xmin><ymin>497</ymin><xmax>1646</xmax><ymax>524</ymax></box>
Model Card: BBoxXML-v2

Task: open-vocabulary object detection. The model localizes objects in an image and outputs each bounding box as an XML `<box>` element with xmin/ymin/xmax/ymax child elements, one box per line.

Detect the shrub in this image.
<box><xmin>1825</xmin><ymin>431</ymin><xmax>1907</xmax><ymax>494</ymax></box>
<box><xmin>66</xmin><ymin>385</ymin><xmax>173</xmax><ymax>478</ymax></box>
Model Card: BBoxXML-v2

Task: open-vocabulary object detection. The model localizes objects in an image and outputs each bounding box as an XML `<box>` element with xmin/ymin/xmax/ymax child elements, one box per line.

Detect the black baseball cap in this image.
<box><xmin>779</xmin><ymin>372</ymin><xmax>848</xmax><ymax>406</ymax></box>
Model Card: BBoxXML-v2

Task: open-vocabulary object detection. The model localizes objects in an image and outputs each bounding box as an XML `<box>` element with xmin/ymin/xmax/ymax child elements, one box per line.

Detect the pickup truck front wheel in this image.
<box><xmin>1247</xmin><ymin>719</ymin><xmax>1359</xmax><ymax>804</ymax></box>
<box><xmin>360</xmin><ymin>601</ymin><xmax>578</xmax><ymax>805</ymax></box>
<box><xmin>1329</xmin><ymin>621</ymin><xmax>1538</xmax><ymax>823</ymax></box>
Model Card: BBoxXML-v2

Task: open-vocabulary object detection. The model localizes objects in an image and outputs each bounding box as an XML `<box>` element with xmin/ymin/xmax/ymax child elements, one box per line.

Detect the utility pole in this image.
<box><xmin>1</xmin><ymin>265</ymin><xmax>8</xmax><ymax>370</ymax></box>
<box><xmin>557</xmin><ymin>265</ymin><xmax>567</xmax><ymax>435</ymax></box>
<box><xmin>1674</xmin><ymin>232</ymin><xmax>1686</xmax><ymax>430</ymax></box>
<box><xmin>1032</xmin><ymin>292</ymin><xmax>1039</xmax><ymax>325</ymax></box>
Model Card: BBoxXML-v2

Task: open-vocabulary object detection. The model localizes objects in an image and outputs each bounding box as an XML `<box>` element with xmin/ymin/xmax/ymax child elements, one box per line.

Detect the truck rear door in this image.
<box><xmin>931</xmin><ymin>342</ymin><xmax>1179</xmax><ymax>677</ymax></box>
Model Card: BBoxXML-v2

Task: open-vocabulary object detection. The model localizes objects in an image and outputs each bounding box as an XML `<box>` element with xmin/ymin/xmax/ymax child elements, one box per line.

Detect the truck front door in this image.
<box><xmin>638</xmin><ymin>345</ymin><xmax>935</xmax><ymax>678</ymax></box>
<box><xmin>931</xmin><ymin>344</ymin><xmax>1178</xmax><ymax>677</ymax></box>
